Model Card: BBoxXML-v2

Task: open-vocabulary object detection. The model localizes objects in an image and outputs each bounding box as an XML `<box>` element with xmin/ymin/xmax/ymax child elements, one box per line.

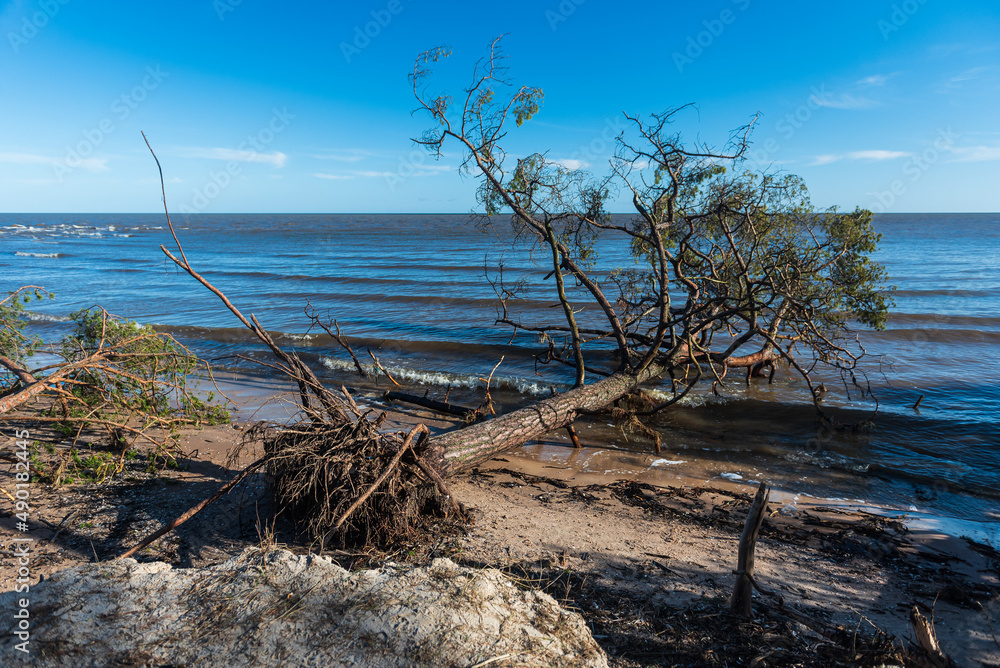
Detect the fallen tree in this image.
<box><xmin>127</xmin><ymin>39</ymin><xmax>893</xmax><ymax>552</ymax></box>
<box><xmin>1</xmin><ymin>288</ymin><xmax>230</xmax><ymax>477</ymax></box>
<box><xmin>411</xmin><ymin>38</ymin><xmax>893</xmax><ymax>467</ymax></box>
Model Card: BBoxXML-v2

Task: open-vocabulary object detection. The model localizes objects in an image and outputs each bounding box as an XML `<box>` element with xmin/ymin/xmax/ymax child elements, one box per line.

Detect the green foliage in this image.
<box><xmin>513</xmin><ymin>87</ymin><xmax>543</xmax><ymax>127</ymax></box>
<box><xmin>414</xmin><ymin>41</ymin><xmax>895</xmax><ymax>408</ymax></box>
<box><xmin>53</xmin><ymin>309</ymin><xmax>230</xmax><ymax>438</ymax></box>
<box><xmin>29</xmin><ymin>442</ymin><xmax>126</xmax><ymax>485</ymax></box>
<box><xmin>0</xmin><ymin>287</ymin><xmax>52</xmax><ymax>363</ymax></box>
<box><xmin>61</xmin><ymin>308</ymin><xmax>193</xmax><ymax>413</ymax></box>
<box><xmin>3</xmin><ymin>301</ymin><xmax>230</xmax><ymax>485</ymax></box>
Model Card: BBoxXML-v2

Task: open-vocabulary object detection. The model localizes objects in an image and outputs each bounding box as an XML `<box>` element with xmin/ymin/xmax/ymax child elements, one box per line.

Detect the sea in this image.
<box><xmin>2</xmin><ymin>212</ymin><xmax>998</xmax><ymax>543</ymax></box>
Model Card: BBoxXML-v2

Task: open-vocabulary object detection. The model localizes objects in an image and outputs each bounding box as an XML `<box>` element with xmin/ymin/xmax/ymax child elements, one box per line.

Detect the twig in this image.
<box><xmin>470</xmin><ymin>655</ymin><xmax>513</xmax><ymax>668</ymax></box>
<box><xmin>565</xmin><ymin>423</ymin><xmax>582</xmax><ymax>449</ymax></box>
<box><xmin>45</xmin><ymin>510</ymin><xmax>79</xmax><ymax>545</ymax></box>
<box><xmin>367</xmin><ymin>349</ymin><xmax>401</xmax><ymax>387</ymax></box>
<box><xmin>478</xmin><ymin>356</ymin><xmax>504</xmax><ymax>416</ymax></box>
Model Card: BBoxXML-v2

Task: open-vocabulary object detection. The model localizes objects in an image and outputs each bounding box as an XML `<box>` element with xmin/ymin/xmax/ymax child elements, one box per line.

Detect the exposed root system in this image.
<box><xmin>236</xmin><ymin>411</ymin><xmax>460</xmax><ymax>550</ymax></box>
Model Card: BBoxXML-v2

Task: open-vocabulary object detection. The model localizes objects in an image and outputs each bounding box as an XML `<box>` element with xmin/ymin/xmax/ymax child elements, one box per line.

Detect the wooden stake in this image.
<box><xmin>565</xmin><ymin>423</ymin><xmax>582</xmax><ymax>449</ymax></box>
<box><xmin>910</xmin><ymin>606</ymin><xmax>955</xmax><ymax>667</ymax></box>
<box><xmin>730</xmin><ymin>482</ymin><xmax>770</xmax><ymax>618</ymax></box>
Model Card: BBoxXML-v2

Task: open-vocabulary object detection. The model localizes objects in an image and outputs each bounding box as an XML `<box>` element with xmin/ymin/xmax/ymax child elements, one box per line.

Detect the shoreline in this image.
<box><xmin>204</xmin><ymin>370</ymin><xmax>1000</xmax><ymax>548</ymax></box>
<box><xmin>1</xmin><ymin>414</ymin><xmax>997</xmax><ymax>666</ymax></box>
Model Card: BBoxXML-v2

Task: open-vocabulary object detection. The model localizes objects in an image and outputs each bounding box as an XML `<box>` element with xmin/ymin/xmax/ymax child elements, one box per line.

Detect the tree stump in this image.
<box><xmin>730</xmin><ymin>483</ymin><xmax>771</xmax><ymax>618</ymax></box>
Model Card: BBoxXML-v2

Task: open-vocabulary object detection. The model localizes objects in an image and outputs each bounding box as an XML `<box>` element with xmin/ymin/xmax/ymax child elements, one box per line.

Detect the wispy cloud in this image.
<box><xmin>313</xmin><ymin>173</ymin><xmax>355</xmax><ymax>180</ymax></box>
<box><xmin>313</xmin><ymin>149</ymin><xmax>372</xmax><ymax>162</ymax></box>
<box><xmin>0</xmin><ymin>151</ymin><xmax>109</xmax><ymax>171</ymax></box>
<box><xmin>314</xmin><ymin>164</ymin><xmax>454</xmax><ymax>181</ymax></box>
<box><xmin>811</xmin><ymin>154</ymin><xmax>843</xmax><ymax>166</ymax></box>
<box><xmin>948</xmin><ymin>145</ymin><xmax>1000</xmax><ymax>162</ymax></box>
<box><xmin>404</xmin><ymin>163</ymin><xmax>452</xmax><ymax>173</ymax></box>
<box><xmin>810</xmin><ymin>150</ymin><xmax>911</xmax><ymax>166</ymax></box>
<box><xmin>551</xmin><ymin>158</ymin><xmax>591</xmax><ymax>170</ymax></box>
<box><xmin>856</xmin><ymin>74</ymin><xmax>895</xmax><ymax>87</ymax></box>
<box><xmin>810</xmin><ymin>93</ymin><xmax>878</xmax><ymax>110</ymax></box>
<box><xmin>849</xmin><ymin>150</ymin><xmax>911</xmax><ymax>161</ymax></box>
<box><xmin>940</xmin><ymin>67</ymin><xmax>988</xmax><ymax>92</ymax></box>
<box><xmin>0</xmin><ymin>152</ymin><xmax>52</xmax><ymax>165</ymax></box>
<box><xmin>177</xmin><ymin>147</ymin><xmax>288</xmax><ymax>167</ymax></box>
<box><xmin>354</xmin><ymin>170</ymin><xmax>396</xmax><ymax>178</ymax></box>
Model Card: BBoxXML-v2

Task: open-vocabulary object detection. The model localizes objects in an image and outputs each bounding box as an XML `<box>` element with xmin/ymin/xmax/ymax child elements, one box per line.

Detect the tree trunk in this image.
<box><xmin>426</xmin><ymin>365</ymin><xmax>662</xmax><ymax>476</ymax></box>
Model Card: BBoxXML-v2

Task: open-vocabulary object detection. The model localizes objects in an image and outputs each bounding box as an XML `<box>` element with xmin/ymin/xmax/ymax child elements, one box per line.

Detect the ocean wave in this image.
<box><xmin>642</xmin><ymin>388</ymin><xmax>714</xmax><ymax>408</ymax></box>
<box><xmin>15</xmin><ymin>251</ymin><xmax>65</xmax><ymax>258</ymax></box>
<box><xmin>27</xmin><ymin>312</ymin><xmax>72</xmax><ymax>322</ymax></box>
<box><xmin>887</xmin><ymin>312</ymin><xmax>1000</xmax><ymax>328</ymax></box>
<box><xmin>320</xmin><ymin>356</ymin><xmax>559</xmax><ymax>396</ymax></box>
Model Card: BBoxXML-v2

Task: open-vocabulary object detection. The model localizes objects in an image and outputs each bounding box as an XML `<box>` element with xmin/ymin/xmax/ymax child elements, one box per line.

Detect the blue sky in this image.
<box><xmin>0</xmin><ymin>0</ymin><xmax>997</xmax><ymax>213</ymax></box>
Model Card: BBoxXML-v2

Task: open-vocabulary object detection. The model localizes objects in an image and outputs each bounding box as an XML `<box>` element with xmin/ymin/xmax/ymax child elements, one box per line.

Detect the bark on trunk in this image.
<box><xmin>427</xmin><ymin>365</ymin><xmax>662</xmax><ymax>476</ymax></box>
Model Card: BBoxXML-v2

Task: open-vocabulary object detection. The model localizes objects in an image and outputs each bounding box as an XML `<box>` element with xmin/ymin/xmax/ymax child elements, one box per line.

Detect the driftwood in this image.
<box><xmin>384</xmin><ymin>390</ymin><xmax>477</xmax><ymax>419</ymax></box>
<box><xmin>730</xmin><ymin>482</ymin><xmax>771</xmax><ymax>618</ymax></box>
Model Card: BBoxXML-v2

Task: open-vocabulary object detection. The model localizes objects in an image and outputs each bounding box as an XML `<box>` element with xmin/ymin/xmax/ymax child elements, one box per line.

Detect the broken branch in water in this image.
<box><xmin>384</xmin><ymin>390</ymin><xmax>477</xmax><ymax>419</ymax></box>
<box><xmin>367</xmin><ymin>348</ymin><xmax>401</xmax><ymax>387</ymax></box>
<box><xmin>303</xmin><ymin>301</ymin><xmax>368</xmax><ymax>379</ymax></box>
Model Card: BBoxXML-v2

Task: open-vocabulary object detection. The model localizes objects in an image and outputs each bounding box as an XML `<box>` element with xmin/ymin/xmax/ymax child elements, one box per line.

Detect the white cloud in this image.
<box><xmin>810</xmin><ymin>150</ymin><xmax>911</xmax><ymax>166</ymax></box>
<box><xmin>936</xmin><ymin>67</ymin><xmax>990</xmax><ymax>93</ymax></box>
<box><xmin>177</xmin><ymin>147</ymin><xmax>287</xmax><ymax>167</ymax></box>
<box><xmin>810</xmin><ymin>154</ymin><xmax>843</xmax><ymax>166</ymax></box>
<box><xmin>411</xmin><ymin>163</ymin><xmax>452</xmax><ymax>172</ymax></box>
<box><xmin>0</xmin><ymin>151</ymin><xmax>52</xmax><ymax>165</ymax></box>
<box><xmin>847</xmin><ymin>150</ymin><xmax>912</xmax><ymax>161</ymax></box>
<box><xmin>949</xmin><ymin>68</ymin><xmax>986</xmax><ymax>85</ymax></box>
<box><xmin>948</xmin><ymin>145</ymin><xmax>1000</xmax><ymax>162</ymax></box>
<box><xmin>810</xmin><ymin>93</ymin><xmax>878</xmax><ymax>110</ymax></box>
<box><xmin>313</xmin><ymin>149</ymin><xmax>371</xmax><ymax>162</ymax></box>
<box><xmin>856</xmin><ymin>74</ymin><xmax>890</xmax><ymax>87</ymax></box>
<box><xmin>551</xmin><ymin>158</ymin><xmax>591</xmax><ymax>170</ymax></box>
<box><xmin>0</xmin><ymin>151</ymin><xmax>109</xmax><ymax>171</ymax></box>
<box><xmin>314</xmin><ymin>173</ymin><xmax>355</xmax><ymax>180</ymax></box>
<box><xmin>353</xmin><ymin>170</ymin><xmax>396</xmax><ymax>178</ymax></box>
